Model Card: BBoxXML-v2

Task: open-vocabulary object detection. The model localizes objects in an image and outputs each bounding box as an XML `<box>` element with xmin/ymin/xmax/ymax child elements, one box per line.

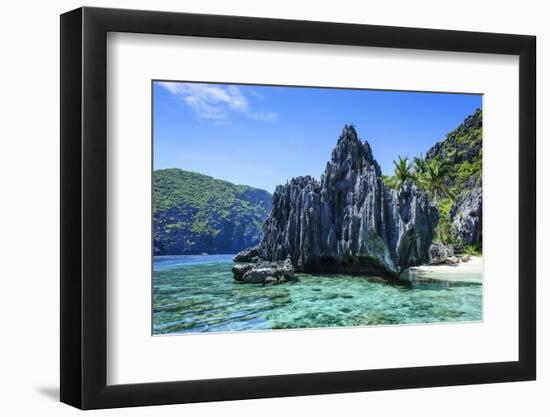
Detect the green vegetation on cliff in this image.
<box><xmin>428</xmin><ymin>109</ymin><xmax>482</xmax><ymax>248</ymax></box>
<box><xmin>384</xmin><ymin>109</ymin><xmax>482</xmax><ymax>248</ymax></box>
<box><xmin>153</xmin><ymin>169</ymin><xmax>272</xmax><ymax>255</ymax></box>
<box><xmin>426</xmin><ymin>108</ymin><xmax>482</xmax><ymax>191</ymax></box>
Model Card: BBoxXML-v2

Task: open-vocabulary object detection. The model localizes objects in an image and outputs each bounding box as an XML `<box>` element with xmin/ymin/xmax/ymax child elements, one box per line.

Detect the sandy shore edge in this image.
<box><xmin>400</xmin><ymin>256</ymin><xmax>483</xmax><ymax>284</ymax></box>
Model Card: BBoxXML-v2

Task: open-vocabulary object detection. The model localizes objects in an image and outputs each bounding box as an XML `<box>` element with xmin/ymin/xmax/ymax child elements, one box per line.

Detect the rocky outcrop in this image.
<box><xmin>450</xmin><ymin>187</ymin><xmax>482</xmax><ymax>246</ymax></box>
<box><xmin>232</xmin><ymin>246</ymin><xmax>259</xmax><ymax>263</ymax></box>
<box><xmin>232</xmin><ymin>253</ymin><xmax>295</xmax><ymax>284</ymax></box>
<box><xmin>255</xmin><ymin>125</ymin><xmax>439</xmax><ymax>279</ymax></box>
<box><xmin>426</xmin><ymin>110</ymin><xmax>482</xmax><ymax>166</ymax></box>
<box><xmin>426</xmin><ymin>109</ymin><xmax>482</xmax><ymax>248</ymax></box>
<box><xmin>428</xmin><ymin>242</ymin><xmax>454</xmax><ymax>264</ymax></box>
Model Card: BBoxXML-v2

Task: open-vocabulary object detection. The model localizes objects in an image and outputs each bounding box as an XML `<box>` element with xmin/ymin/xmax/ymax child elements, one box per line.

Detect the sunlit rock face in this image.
<box><xmin>426</xmin><ymin>109</ymin><xmax>483</xmax><ymax>248</ymax></box>
<box><xmin>257</xmin><ymin>125</ymin><xmax>439</xmax><ymax>279</ymax></box>
<box><xmin>451</xmin><ymin>187</ymin><xmax>482</xmax><ymax>246</ymax></box>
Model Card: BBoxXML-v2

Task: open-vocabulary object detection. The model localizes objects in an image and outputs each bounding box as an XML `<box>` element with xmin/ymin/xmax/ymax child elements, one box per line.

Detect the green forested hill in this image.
<box><xmin>153</xmin><ymin>169</ymin><xmax>272</xmax><ymax>255</ymax></box>
<box><xmin>426</xmin><ymin>108</ymin><xmax>482</xmax><ymax>248</ymax></box>
<box><xmin>426</xmin><ymin>108</ymin><xmax>482</xmax><ymax>191</ymax></box>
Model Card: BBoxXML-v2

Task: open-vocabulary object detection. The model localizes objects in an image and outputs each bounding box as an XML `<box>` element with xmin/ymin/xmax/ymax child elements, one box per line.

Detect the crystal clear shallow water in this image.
<box><xmin>153</xmin><ymin>255</ymin><xmax>482</xmax><ymax>334</ymax></box>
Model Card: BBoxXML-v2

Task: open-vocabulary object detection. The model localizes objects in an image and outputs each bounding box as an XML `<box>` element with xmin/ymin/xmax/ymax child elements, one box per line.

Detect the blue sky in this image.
<box><xmin>153</xmin><ymin>81</ymin><xmax>481</xmax><ymax>193</ymax></box>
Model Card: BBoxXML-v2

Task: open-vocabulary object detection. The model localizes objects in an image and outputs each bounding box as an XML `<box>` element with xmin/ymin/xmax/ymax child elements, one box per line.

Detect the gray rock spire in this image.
<box><xmin>257</xmin><ymin>125</ymin><xmax>438</xmax><ymax>279</ymax></box>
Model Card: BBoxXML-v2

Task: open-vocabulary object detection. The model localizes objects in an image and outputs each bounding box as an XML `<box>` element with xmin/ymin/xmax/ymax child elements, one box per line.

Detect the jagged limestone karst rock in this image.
<box><xmin>450</xmin><ymin>187</ymin><xmax>482</xmax><ymax>246</ymax></box>
<box><xmin>232</xmin><ymin>256</ymin><xmax>295</xmax><ymax>284</ymax></box>
<box><xmin>426</xmin><ymin>109</ymin><xmax>482</xmax><ymax>248</ymax></box>
<box><xmin>254</xmin><ymin>125</ymin><xmax>439</xmax><ymax>279</ymax></box>
<box><xmin>428</xmin><ymin>242</ymin><xmax>454</xmax><ymax>265</ymax></box>
<box><xmin>232</xmin><ymin>246</ymin><xmax>260</xmax><ymax>263</ymax></box>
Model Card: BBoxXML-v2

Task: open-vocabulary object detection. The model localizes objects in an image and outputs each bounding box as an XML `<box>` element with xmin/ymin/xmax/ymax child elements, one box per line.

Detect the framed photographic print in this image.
<box><xmin>60</xmin><ymin>6</ymin><xmax>536</xmax><ymax>409</ymax></box>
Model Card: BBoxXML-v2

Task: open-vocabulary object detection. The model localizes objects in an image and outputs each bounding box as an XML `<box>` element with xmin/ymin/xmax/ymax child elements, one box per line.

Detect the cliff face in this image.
<box><xmin>427</xmin><ymin>109</ymin><xmax>482</xmax><ymax>247</ymax></box>
<box><xmin>258</xmin><ymin>126</ymin><xmax>438</xmax><ymax>278</ymax></box>
<box><xmin>426</xmin><ymin>110</ymin><xmax>482</xmax><ymax>167</ymax></box>
<box><xmin>450</xmin><ymin>187</ymin><xmax>482</xmax><ymax>246</ymax></box>
<box><xmin>153</xmin><ymin>169</ymin><xmax>271</xmax><ymax>255</ymax></box>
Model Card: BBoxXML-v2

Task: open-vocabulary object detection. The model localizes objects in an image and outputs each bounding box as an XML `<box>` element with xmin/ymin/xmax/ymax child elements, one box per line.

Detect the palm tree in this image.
<box><xmin>412</xmin><ymin>154</ymin><xmax>427</xmax><ymax>182</ymax></box>
<box><xmin>420</xmin><ymin>158</ymin><xmax>455</xmax><ymax>202</ymax></box>
<box><xmin>387</xmin><ymin>156</ymin><xmax>413</xmax><ymax>191</ymax></box>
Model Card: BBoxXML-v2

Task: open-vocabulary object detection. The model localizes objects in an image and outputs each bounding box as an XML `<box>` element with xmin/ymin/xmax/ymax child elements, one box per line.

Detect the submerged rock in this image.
<box><xmin>255</xmin><ymin>125</ymin><xmax>439</xmax><ymax>279</ymax></box>
<box><xmin>231</xmin><ymin>262</ymin><xmax>254</xmax><ymax>281</ymax></box>
<box><xmin>450</xmin><ymin>187</ymin><xmax>482</xmax><ymax>247</ymax></box>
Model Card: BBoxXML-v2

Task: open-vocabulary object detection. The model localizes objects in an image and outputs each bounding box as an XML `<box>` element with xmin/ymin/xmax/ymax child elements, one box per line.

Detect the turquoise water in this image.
<box><xmin>153</xmin><ymin>255</ymin><xmax>482</xmax><ymax>334</ymax></box>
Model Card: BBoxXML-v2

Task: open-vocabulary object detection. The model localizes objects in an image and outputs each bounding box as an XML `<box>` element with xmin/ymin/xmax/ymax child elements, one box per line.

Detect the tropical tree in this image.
<box><xmin>386</xmin><ymin>156</ymin><xmax>413</xmax><ymax>191</ymax></box>
<box><xmin>412</xmin><ymin>154</ymin><xmax>427</xmax><ymax>183</ymax></box>
<box><xmin>419</xmin><ymin>158</ymin><xmax>456</xmax><ymax>202</ymax></box>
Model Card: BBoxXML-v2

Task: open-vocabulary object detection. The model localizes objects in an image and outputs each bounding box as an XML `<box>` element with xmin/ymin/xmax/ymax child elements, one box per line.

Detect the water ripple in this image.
<box><xmin>153</xmin><ymin>255</ymin><xmax>482</xmax><ymax>334</ymax></box>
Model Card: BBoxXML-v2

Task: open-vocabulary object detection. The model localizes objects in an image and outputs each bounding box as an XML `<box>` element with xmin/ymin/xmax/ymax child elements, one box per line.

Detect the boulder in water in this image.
<box><xmin>233</xmin><ymin>247</ymin><xmax>259</xmax><ymax>263</ymax></box>
<box><xmin>232</xmin><ymin>257</ymin><xmax>295</xmax><ymax>284</ymax></box>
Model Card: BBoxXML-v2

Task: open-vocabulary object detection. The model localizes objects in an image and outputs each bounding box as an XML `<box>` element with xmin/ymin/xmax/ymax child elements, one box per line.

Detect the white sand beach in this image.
<box><xmin>400</xmin><ymin>256</ymin><xmax>483</xmax><ymax>284</ymax></box>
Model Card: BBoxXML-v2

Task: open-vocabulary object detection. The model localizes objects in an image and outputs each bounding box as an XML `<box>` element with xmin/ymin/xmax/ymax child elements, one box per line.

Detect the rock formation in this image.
<box><xmin>232</xmin><ymin>246</ymin><xmax>260</xmax><ymax>263</ymax></box>
<box><xmin>426</xmin><ymin>109</ymin><xmax>482</xmax><ymax>248</ymax></box>
<box><xmin>428</xmin><ymin>242</ymin><xmax>454</xmax><ymax>265</ymax></box>
<box><xmin>426</xmin><ymin>110</ymin><xmax>482</xmax><ymax>166</ymax></box>
<box><xmin>232</xmin><ymin>255</ymin><xmax>295</xmax><ymax>284</ymax></box>
<box><xmin>250</xmin><ymin>125</ymin><xmax>439</xmax><ymax>280</ymax></box>
<box><xmin>450</xmin><ymin>187</ymin><xmax>482</xmax><ymax>246</ymax></box>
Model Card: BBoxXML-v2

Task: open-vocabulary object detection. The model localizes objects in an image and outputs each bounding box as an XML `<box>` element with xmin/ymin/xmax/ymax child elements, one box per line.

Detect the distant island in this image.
<box><xmin>153</xmin><ymin>169</ymin><xmax>271</xmax><ymax>255</ymax></box>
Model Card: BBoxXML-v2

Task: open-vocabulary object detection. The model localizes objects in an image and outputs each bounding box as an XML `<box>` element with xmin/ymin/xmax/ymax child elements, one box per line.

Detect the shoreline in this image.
<box><xmin>399</xmin><ymin>255</ymin><xmax>483</xmax><ymax>284</ymax></box>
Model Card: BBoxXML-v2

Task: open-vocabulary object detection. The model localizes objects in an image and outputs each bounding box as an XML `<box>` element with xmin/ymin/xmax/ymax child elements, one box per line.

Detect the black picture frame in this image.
<box><xmin>60</xmin><ymin>6</ymin><xmax>536</xmax><ymax>410</ymax></box>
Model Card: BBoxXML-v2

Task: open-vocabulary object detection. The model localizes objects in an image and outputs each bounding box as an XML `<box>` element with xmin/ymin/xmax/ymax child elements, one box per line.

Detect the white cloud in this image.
<box><xmin>158</xmin><ymin>82</ymin><xmax>278</xmax><ymax>123</ymax></box>
<box><xmin>251</xmin><ymin>111</ymin><xmax>278</xmax><ymax>122</ymax></box>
